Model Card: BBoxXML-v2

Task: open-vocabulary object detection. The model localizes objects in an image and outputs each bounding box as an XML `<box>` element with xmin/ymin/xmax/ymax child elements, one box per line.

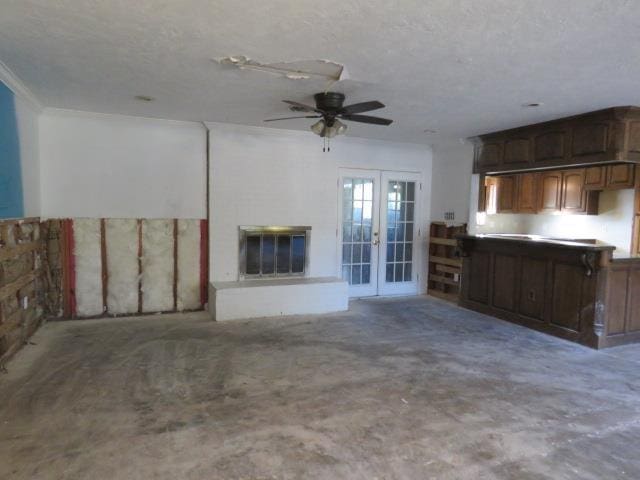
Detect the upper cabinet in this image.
<box><xmin>584</xmin><ymin>164</ymin><xmax>636</xmax><ymax>191</ymax></box>
<box><xmin>472</xmin><ymin>107</ymin><xmax>640</xmax><ymax>174</ymax></box>
<box><xmin>485</xmin><ymin>167</ymin><xmax>605</xmax><ymax>216</ymax></box>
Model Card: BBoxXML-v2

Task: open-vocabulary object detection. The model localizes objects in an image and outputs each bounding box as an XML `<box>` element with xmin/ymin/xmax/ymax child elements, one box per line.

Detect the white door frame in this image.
<box><xmin>337</xmin><ymin>168</ymin><xmax>422</xmax><ymax>298</ymax></box>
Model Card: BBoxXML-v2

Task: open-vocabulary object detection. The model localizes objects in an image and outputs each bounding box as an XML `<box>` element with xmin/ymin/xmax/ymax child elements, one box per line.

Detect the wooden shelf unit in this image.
<box><xmin>428</xmin><ymin>222</ymin><xmax>466</xmax><ymax>303</ymax></box>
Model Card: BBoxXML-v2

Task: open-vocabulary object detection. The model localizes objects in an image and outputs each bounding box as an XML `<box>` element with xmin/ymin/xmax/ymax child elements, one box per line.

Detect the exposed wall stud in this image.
<box><xmin>100</xmin><ymin>219</ymin><xmax>108</xmax><ymax>313</ymax></box>
<box><xmin>173</xmin><ymin>219</ymin><xmax>178</xmax><ymax>311</ymax></box>
<box><xmin>137</xmin><ymin>219</ymin><xmax>143</xmax><ymax>313</ymax></box>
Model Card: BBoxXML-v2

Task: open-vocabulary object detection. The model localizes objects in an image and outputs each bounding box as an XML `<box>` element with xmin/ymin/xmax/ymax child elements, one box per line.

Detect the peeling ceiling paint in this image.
<box><xmin>215</xmin><ymin>56</ymin><xmax>349</xmax><ymax>83</ymax></box>
<box><xmin>1</xmin><ymin>1</ymin><xmax>640</xmax><ymax>145</ymax></box>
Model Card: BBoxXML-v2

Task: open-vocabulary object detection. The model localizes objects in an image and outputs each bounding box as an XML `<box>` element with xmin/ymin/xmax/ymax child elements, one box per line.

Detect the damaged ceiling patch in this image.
<box><xmin>215</xmin><ymin>56</ymin><xmax>349</xmax><ymax>82</ymax></box>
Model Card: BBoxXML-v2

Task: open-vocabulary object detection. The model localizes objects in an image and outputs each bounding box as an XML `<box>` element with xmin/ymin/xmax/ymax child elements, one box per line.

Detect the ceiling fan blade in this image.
<box><xmin>340</xmin><ymin>101</ymin><xmax>385</xmax><ymax>115</ymax></box>
<box><xmin>263</xmin><ymin>115</ymin><xmax>321</xmax><ymax>122</ymax></box>
<box><xmin>282</xmin><ymin>100</ymin><xmax>323</xmax><ymax>113</ymax></box>
<box><xmin>340</xmin><ymin>114</ymin><xmax>393</xmax><ymax>126</ymax></box>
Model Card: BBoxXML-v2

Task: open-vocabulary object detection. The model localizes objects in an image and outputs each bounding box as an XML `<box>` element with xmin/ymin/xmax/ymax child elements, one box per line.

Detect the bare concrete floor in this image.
<box><xmin>1</xmin><ymin>296</ymin><xmax>640</xmax><ymax>479</ymax></box>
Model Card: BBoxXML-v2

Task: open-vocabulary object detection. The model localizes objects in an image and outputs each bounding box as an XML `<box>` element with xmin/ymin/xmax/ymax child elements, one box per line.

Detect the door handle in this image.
<box><xmin>372</xmin><ymin>239</ymin><xmax>380</xmax><ymax>246</ymax></box>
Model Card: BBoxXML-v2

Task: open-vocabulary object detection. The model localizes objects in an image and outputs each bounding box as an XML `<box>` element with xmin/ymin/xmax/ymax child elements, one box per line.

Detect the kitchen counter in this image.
<box><xmin>456</xmin><ymin>234</ymin><xmax>639</xmax><ymax>348</ymax></box>
<box><xmin>457</xmin><ymin>233</ymin><xmax>615</xmax><ymax>251</ymax></box>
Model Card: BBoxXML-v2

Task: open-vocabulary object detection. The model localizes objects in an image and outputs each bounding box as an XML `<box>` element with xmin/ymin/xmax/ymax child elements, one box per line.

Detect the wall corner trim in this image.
<box><xmin>0</xmin><ymin>59</ymin><xmax>43</xmax><ymax>112</ymax></box>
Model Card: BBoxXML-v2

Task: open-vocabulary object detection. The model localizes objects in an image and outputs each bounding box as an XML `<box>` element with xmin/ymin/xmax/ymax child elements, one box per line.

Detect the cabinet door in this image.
<box><xmin>560</xmin><ymin>169</ymin><xmax>599</xmax><ymax>215</ymax></box>
<box><xmin>584</xmin><ymin>166</ymin><xmax>606</xmax><ymax>190</ymax></box>
<box><xmin>475</xmin><ymin>141</ymin><xmax>502</xmax><ymax>171</ymax></box>
<box><xmin>516</xmin><ymin>173</ymin><xmax>538</xmax><ymax>213</ymax></box>
<box><xmin>537</xmin><ymin>171</ymin><xmax>562</xmax><ymax>212</ymax></box>
<box><xmin>496</xmin><ymin>176</ymin><xmax>517</xmax><ymax>213</ymax></box>
<box><xmin>561</xmin><ymin>169</ymin><xmax>587</xmax><ymax>213</ymax></box>
<box><xmin>606</xmin><ymin>164</ymin><xmax>635</xmax><ymax>189</ymax></box>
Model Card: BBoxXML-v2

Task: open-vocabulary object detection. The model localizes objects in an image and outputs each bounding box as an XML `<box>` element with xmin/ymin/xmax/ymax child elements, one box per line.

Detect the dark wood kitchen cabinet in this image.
<box><xmin>515</xmin><ymin>173</ymin><xmax>538</xmax><ymax>213</ymax></box>
<box><xmin>560</xmin><ymin>169</ymin><xmax>598</xmax><ymax>214</ymax></box>
<box><xmin>496</xmin><ymin>176</ymin><xmax>517</xmax><ymax>213</ymax></box>
<box><xmin>607</xmin><ymin>164</ymin><xmax>636</xmax><ymax>189</ymax></box>
<box><xmin>537</xmin><ymin>171</ymin><xmax>563</xmax><ymax>213</ymax></box>
<box><xmin>583</xmin><ymin>164</ymin><xmax>636</xmax><ymax>191</ymax></box>
<box><xmin>457</xmin><ymin>234</ymin><xmax>640</xmax><ymax>349</ymax></box>
<box><xmin>472</xmin><ymin>107</ymin><xmax>640</xmax><ymax>175</ymax></box>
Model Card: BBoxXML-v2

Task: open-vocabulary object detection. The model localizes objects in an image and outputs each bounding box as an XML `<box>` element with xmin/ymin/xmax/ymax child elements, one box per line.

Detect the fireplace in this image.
<box><xmin>238</xmin><ymin>226</ymin><xmax>311</xmax><ymax>279</ymax></box>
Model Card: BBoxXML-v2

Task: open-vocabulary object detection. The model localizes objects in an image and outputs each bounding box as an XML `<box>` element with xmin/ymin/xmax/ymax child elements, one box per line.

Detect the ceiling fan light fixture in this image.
<box><xmin>310</xmin><ymin>119</ymin><xmax>325</xmax><ymax>135</ymax></box>
<box><xmin>333</xmin><ymin>119</ymin><xmax>347</xmax><ymax>136</ymax></box>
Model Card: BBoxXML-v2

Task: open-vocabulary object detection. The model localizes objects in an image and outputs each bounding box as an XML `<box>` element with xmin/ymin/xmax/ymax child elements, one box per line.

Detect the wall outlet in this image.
<box><xmin>444</xmin><ymin>211</ymin><xmax>455</xmax><ymax>221</ymax></box>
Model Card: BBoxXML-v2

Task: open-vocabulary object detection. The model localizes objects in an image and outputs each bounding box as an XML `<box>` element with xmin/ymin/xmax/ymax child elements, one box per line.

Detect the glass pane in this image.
<box><xmin>354</xmin><ymin>179</ymin><xmax>364</xmax><ymax>200</ymax></box>
<box><xmin>362</xmin><ymin>201</ymin><xmax>373</xmax><ymax>224</ymax></box>
<box><xmin>276</xmin><ymin>235</ymin><xmax>291</xmax><ymax>273</ymax></box>
<box><xmin>291</xmin><ymin>235</ymin><xmax>305</xmax><ymax>273</ymax></box>
<box><xmin>405</xmin><ymin>222</ymin><xmax>414</xmax><ymax>240</ymax></box>
<box><xmin>343</xmin><ymin>179</ymin><xmax>353</xmax><ymax>200</ymax></box>
<box><xmin>362</xmin><ymin>244</ymin><xmax>371</xmax><ymax>263</ymax></box>
<box><xmin>362</xmin><ymin>264</ymin><xmax>371</xmax><ymax>284</ymax></box>
<box><xmin>363</xmin><ymin>225</ymin><xmax>372</xmax><ymax>242</ymax></box>
<box><xmin>353</xmin><ymin>224</ymin><xmax>363</xmax><ymax>242</ymax></box>
<box><xmin>343</xmin><ymin>201</ymin><xmax>353</xmax><ymax>222</ymax></box>
<box><xmin>395</xmin><ymin>243</ymin><xmax>404</xmax><ymax>262</ymax></box>
<box><xmin>353</xmin><ymin>201</ymin><xmax>363</xmax><ymax>222</ymax></box>
<box><xmin>262</xmin><ymin>235</ymin><xmax>275</xmax><ymax>274</ymax></box>
<box><xmin>352</xmin><ymin>244</ymin><xmax>362</xmax><ymax>263</ymax></box>
<box><xmin>407</xmin><ymin>182</ymin><xmax>415</xmax><ymax>201</ymax></box>
<box><xmin>406</xmin><ymin>202</ymin><xmax>415</xmax><ymax>222</ymax></box>
<box><xmin>387</xmin><ymin>227</ymin><xmax>395</xmax><ymax>242</ymax></box>
<box><xmin>342</xmin><ymin>244</ymin><xmax>352</xmax><ymax>265</ymax></box>
<box><xmin>386</xmin><ymin>264</ymin><xmax>394</xmax><ymax>282</ymax></box>
<box><xmin>342</xmin><ymin>265</ymin><xmax>351</xmax><ymax>283</ymax></box>
<box><xmin>395</xmin><ymin>263</ymin><xmax>403</xmax><ymax>282</ymax></box>
<box><xmin>405</xmin><ymin>243</ymin><xmax>412</xmax><ymax>261</ymax></box>
<box><xmin>390</xmin><ymin>181</ymin><xmax>405</xmax><ymax>202</ymax></box>
<box><xmin>396</xmin><ymin>224</ymin><xmax>405</xmax><ymax>242</ymax></box>
<box><xmin>342</xmin><ymin>223</ymin><xmax>352</xmax><ymax>242</ymax></box>
<box><xmin>352</xmin><ymin>265</ymin><xmax>361</xmax><ymax>284</ymax></box>
<box><xmin>246</xmin><ymin>235</ymin><xmax>261</xmax><ymax>274</ymax></box>
<box><xmin>400</xmin><ymin>202</ymin><xmax>406</xmax><ymax>222</ymax></box>
<box><xmin>387</xmin><ymin>202</ymin><xmax>397</xmax><ymax>224</ymax></box>
<box><xmin>364</xmin><ymin>182</ymin><xmax>373</xmax><ymax>201</ymax></box>
<box><xmin>404</xmin><ymin>263</ymin><xmax>412</xmax><ymax>281</ymax></box>
<box><xmin>386</xmin><ymin>243</ymin><xmax>394</xmax><ymax>263</ymax></box>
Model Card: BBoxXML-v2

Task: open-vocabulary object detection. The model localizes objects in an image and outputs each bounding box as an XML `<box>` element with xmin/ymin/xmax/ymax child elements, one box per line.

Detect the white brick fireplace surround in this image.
<box><xmin>207</xmin><ymin>123</ymin><xmax>433</xmax><ymax>320</ymax></box>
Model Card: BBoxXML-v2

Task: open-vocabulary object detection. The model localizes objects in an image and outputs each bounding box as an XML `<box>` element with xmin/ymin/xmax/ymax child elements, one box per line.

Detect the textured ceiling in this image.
<box><xmin>2</xmin><ymin>0</ymin><xmax>640</xmax><ymax>145</ymax></box>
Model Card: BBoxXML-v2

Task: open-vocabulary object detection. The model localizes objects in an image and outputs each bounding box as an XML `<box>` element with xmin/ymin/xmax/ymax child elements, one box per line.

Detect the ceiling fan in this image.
<box><xmin>264</xmin><ymin>92</ymin><xmax>393</xmax><ymax>150</ymax></box>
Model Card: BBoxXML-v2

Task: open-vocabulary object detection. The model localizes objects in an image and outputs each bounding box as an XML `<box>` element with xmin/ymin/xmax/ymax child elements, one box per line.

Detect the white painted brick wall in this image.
<box><xmin>208</xmin><ymin>124</ymin><xmax>433</xmax><ymax>294</ymax></box>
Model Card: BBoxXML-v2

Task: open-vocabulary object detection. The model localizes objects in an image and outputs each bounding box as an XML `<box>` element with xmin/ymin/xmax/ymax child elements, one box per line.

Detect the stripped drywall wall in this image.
<box><xmin>0</xmin><ymin>81</ymin><xmax>24</xmax><ymax>218</ymax></box>
<box><xmin>67</xmin><ymin>218</ymin><xmax>205</xmax><ymax>318</ymax></box>
<box><xmin>105</xmin><ymin>219</ymin><xmax>139</xmax><ymax>314</ymax></box>
<box><xmin>72</xmin><ymin>219</ymin><xmax>103</xmax><ymax>316</ymax></box>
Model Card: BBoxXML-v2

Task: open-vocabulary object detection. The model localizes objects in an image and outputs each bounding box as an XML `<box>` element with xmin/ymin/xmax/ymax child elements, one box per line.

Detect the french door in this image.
<box><xmin>338</xmin><ymin>169</ymin><xmax>421</xmax><ymax>297</ymax></box>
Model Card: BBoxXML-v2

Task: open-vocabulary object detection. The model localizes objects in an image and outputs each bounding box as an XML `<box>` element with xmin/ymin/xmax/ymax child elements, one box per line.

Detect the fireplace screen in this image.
<box><xmin>239</xmin><ymin>226</ymin><xmax>310</xmax><ymax>278</ymax></box>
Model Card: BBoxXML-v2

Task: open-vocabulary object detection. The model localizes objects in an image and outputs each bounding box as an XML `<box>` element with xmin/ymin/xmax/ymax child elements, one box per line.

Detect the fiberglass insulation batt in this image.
<box><xmin>177</xmin><ymin>219</ymin><xmax>201</xmax><ymax>310</ymax></box>
<box><xmin>105</xmin><ymin>219</ymin><xmax>139</xmax><ymax>314</ymax></box>
<box><xmin>141</xmin><ymin>219</ymin><xmax>174</xmax><ymax>312</ymax></box>
<box><xmin>73</xmin><ymin>218</ymin><xmax>103</xmax><ymax>316</ymax></box>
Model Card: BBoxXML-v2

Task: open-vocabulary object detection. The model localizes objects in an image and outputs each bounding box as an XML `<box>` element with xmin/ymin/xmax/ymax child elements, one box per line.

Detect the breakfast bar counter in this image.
<box><xmin>456</xmin><ymin>234</ymin><xmax>640</xmax><ymax>348</ymax></box>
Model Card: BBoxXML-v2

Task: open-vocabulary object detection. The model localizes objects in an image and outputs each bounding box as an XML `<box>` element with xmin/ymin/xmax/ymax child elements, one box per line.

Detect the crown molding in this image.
<box><xmin>0</xmin><ymin>59</ymin><xmax>43</xmax><ymax>112</ymax></box>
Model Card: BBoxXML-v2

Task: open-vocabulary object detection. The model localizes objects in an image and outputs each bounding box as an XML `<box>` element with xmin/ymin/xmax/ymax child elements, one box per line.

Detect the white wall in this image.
<box><xmin>208</xmin><ymin>124</ymin><xmax>432</xmax><ymax>291</ymax></box>
<box><xmin>430</xmin><ymin>142</ymin><xmax>474</xmax><ymax>223</ymax></box>
<box><xmin>15</xmin><ymin>96</ymin><xmax>40</xmax><ymax>217</ymax></box>
<box><xmin>39</xmin><ymin>109</ymin><xmax>207</xmax><ymax>219</ymax></box>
